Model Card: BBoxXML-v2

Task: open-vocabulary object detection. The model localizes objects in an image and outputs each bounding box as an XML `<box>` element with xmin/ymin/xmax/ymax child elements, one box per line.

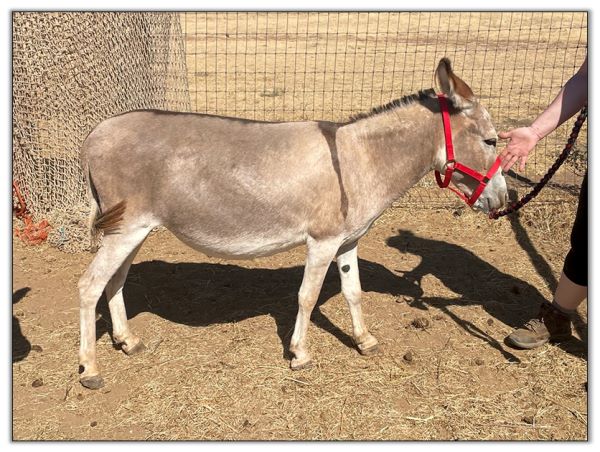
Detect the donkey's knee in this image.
<box><xmin>289</xmin><ymin>236</ymin><xmax>341</xmax><ymax>370</ymax></box>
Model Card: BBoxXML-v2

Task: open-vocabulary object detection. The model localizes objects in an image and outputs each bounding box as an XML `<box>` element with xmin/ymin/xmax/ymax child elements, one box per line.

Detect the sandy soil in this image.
<box><xmin>13</xmin><ymin>204</ymin><xmax>587</xmax><ymax>440</ymax></box>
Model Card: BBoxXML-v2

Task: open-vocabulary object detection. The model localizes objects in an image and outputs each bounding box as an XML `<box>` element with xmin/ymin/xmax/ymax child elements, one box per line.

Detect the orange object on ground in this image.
<box><xmin>13</xmin><ymin>181</ymin><xmax>51</xmax><ymax>245</ymax></box>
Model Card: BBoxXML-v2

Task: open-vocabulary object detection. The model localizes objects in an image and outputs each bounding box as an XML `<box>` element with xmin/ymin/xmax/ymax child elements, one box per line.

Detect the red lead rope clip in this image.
<box><xmin>435</xmin><ymin>94</ymin><xmax>502</xmax><ymax>207</ymax></box>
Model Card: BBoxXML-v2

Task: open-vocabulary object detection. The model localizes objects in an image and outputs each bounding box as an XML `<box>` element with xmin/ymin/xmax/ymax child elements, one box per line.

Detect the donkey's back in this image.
<box><xmin>82</xmin><ymin>110</ymin><xmax>346</xmax><ymax>258</ymax></box>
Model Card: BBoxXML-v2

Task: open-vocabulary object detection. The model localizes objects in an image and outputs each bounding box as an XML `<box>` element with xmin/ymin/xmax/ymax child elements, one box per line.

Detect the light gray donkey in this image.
<box><xmin>78</xmin><ymin>58</ymin><xmax>507</xmax><ymax>389</ymax></box>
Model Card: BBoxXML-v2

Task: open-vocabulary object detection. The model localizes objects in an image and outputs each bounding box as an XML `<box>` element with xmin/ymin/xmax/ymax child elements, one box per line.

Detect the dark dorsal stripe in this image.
<box><xmin>349</xmin><ymin>89</ymin><xmax>436</xmax><ymax>123</ymax></box>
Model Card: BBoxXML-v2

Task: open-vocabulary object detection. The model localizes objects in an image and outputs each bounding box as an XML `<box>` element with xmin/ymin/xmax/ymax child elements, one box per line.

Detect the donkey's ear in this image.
<box><xmin>435</xmin><ymin>58</ymin><xmax>475</xmax><ymax>109</ymax></box>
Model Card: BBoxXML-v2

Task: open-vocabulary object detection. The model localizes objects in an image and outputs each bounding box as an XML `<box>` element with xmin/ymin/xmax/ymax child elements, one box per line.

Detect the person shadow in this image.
<box><xmin>13</xmin><ymin>287</ymin><xmax>32</xmax><ymax>363</ymax></box>
<box><xmin>386</xmin><ymin>229</ymin><xmax>586</xmax><ymax>360</ymax></box>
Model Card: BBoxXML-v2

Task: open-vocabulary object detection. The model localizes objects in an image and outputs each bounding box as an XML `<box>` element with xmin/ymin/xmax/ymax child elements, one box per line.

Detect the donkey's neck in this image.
<box><xmin>339</xmin><ymin>99</ymin><xmax>440</xmax><ymax>211</ymax></box>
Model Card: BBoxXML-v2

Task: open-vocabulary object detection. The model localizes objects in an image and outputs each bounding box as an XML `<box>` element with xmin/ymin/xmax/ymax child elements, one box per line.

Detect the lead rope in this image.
<box><xmin>489</xmin><ymin>106</ymin><xmax>588</xmax><ymax>219</ymax></box>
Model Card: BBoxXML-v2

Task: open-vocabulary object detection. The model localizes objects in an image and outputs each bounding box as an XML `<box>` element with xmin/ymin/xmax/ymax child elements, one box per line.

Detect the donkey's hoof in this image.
<box><xmin>356</xmin><ymin>334</ymin><xmax>381</xmax><ymax>356</ymax></box>
<box><xmin>80</xmin><ymin>375</ymin><xmax>105</xmax><ymax>390</ymax></box>
<box><xmin>123</xmin><ymin>340</ymin><xmax>146</xmax><ymax>356</ymax></box>
<box><xmin>290</xmin><ymin>357</ymin><xmax>313</xmax><ymax>371</ymax></box>
<box><xmin>359</xmin><ymin>343</ymin><xmax>381</xmax><ymax>356</ymax></box>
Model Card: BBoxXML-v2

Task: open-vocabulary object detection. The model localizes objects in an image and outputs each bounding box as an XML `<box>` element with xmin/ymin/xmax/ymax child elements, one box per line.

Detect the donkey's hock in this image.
<box><xmin>77</xmin><ymin>58</ymin><xmax>506</xmax><ymax>389</ymax></box>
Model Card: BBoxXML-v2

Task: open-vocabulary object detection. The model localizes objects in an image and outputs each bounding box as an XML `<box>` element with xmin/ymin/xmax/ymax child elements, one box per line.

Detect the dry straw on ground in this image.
<box><xmin>13</xmin><ymin>203</ymin><xmax>587</xmax><ymax>440</ymax></box>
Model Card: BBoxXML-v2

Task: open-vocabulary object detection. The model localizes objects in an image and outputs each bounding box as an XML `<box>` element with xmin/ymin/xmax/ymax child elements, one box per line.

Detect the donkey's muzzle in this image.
<box><xmin>478</xmin><ymin>174</ymin><xmax>508</xmax><ymax>212</ymax></box>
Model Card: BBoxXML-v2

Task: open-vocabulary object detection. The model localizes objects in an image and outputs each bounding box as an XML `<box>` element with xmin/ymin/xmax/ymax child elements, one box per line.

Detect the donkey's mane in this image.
<box><xmin>348</xmin><ymin>88</ymin><xmax>436</xmax><ymax>122</ymax></box>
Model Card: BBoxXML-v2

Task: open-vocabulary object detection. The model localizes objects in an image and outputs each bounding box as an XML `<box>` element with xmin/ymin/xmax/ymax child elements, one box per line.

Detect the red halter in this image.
<box><xmin>435</xmin><ymin>94</ymin><xmax>502</xmax><ymax>206</ymax></box>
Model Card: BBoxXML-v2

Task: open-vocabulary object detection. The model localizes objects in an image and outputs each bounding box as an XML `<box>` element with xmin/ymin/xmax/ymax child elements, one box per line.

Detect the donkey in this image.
<box><xmin>78</xmin><ymin>58</ymin><xmax>507</xmax><ymax>389</ymax></box>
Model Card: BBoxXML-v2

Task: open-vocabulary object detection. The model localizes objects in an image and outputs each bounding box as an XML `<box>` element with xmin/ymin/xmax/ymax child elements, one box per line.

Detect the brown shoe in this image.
<box><xmin>506</xmin><ymin>302</ymin><xmax>572</xmax><ymax>349</ymax></box>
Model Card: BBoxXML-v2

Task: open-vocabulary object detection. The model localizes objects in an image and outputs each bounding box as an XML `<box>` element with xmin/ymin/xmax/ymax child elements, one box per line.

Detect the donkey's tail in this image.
<box><xmin>85</xmin><ymin>167</ymin><xmax>127</xmax><ymax>248</ymax></box>
<box><xmin>94</xmin><ymin>200</ymin><xmax>126</xmax><ymax>234</ymax></box>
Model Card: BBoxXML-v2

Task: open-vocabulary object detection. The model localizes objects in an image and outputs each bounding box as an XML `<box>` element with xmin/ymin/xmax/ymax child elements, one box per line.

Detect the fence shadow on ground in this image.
<box><xmin>94</xmin><ymin>229</ymin><xmax>586</xmax><ymax>361</ymax></box>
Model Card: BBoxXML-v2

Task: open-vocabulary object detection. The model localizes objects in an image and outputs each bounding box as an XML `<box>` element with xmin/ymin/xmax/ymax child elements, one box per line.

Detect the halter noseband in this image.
<box><xmin>435</xmin><ymin>94</ymin><xmax>502</xmax><ymax>207</ymax></box>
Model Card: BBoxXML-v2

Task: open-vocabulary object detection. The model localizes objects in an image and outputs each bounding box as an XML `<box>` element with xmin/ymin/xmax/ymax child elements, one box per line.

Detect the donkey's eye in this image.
<box><xmin>484</xmin><ymin>138</ymin><xmax>497</xmax><ymax>147</ymax></box>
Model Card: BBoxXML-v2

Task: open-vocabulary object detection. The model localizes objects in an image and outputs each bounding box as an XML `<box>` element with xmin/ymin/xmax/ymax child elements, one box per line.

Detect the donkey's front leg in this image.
<box><xmin>336</xmin><ymin>243</ymin><xmax>379</xmax><ymax>355</ymax></box>
<box><xmin>289</xmin><ymin>237</ymin><xmax>341</xmax><ymax>370</ymax></box>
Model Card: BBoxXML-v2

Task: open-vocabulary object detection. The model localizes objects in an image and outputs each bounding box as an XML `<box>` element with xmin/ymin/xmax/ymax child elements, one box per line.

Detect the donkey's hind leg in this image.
<box><xmin>105</xmin><ymin>242</ymin><xmax>146</xmax><ymax>356</ymax></box>
<box><xmin>78</xmin><ymin>225</ymin><xmax>152</xmax><ymax>389</ymax></box>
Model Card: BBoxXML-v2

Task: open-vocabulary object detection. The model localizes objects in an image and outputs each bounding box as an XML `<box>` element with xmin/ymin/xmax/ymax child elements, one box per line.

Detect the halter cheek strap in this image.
<box><xmin>434</xmin><ymin>94</ymin><xmax>502</xmax><ymax>206</ymax></box>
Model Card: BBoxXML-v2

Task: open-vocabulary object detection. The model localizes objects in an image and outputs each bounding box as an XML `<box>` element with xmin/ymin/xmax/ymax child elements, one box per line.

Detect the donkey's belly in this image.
<box><xmin>168</xmin><ymin>227</ymin><xmax>307</xmax><ymax>260</ymax></box>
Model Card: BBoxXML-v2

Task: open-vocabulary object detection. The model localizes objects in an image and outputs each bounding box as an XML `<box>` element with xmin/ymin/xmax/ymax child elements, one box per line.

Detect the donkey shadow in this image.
<box><xmin>95</xmin><ymin>229</ymin><xmax>586</xmax><ymax>360</ymax></box>
<box><xmin>386</xmin><ymin>230</ymin><xmax>587</xmax><ymax>359</ymax></box>
<box><xmin>96</xmin><ymin>257</ymin><xmax>422</xmax><ymax>359</ymax></box>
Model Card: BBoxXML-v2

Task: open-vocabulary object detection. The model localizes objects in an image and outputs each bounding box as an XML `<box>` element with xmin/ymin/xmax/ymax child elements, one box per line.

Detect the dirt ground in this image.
<box><xmin>12</xmin><ymin>203</ymin><xmax>587</xmax><ymax>440</ymax></box>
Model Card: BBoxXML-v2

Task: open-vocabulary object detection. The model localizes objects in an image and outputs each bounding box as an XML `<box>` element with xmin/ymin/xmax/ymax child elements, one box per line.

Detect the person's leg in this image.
<box><xmin>555</xmin><ymin>171</ymin><xmax>588</xmax><ymax>309</ymax></box>
<box><xmin>553</xmin><ymin>271</ymin><xmax>587</xmax><ymax>311</ymax></box>
<box><xmin>506</xmin><ymin>173</ymin><xmax>587</xmax><ymax>349</ymax></box>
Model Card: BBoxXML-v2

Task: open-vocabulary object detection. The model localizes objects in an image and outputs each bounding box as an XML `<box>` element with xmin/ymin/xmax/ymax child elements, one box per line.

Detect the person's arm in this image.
<box><xmin>498</xmin><ymin>55</ymin><xmax>588</xmax><ymax>172</ymax></box>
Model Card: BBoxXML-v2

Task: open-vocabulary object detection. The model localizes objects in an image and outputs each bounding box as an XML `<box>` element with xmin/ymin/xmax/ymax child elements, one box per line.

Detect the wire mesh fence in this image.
<box><xmin>180</xmin><ymin>11</ymin><xmax>588</xmax><ymax>204</ymax></box>
<box><xmin>12</xmin><ymin>12</ymin><xmax>587</xmax><ymax>252</ymax></box>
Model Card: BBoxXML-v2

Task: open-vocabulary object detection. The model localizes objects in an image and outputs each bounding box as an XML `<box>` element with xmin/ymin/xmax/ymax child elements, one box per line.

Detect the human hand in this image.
<box><xmin>498</xmin><ymin>126</ymin><xmax>542</xmax><ymax>172</ymax></box>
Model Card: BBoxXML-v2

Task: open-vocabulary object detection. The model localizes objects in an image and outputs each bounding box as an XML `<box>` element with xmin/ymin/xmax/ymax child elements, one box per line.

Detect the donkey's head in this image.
<box><xmin>433</xmin><ymin>58</ymin><xmax>507</xmax><ymax>213</ymax></box>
